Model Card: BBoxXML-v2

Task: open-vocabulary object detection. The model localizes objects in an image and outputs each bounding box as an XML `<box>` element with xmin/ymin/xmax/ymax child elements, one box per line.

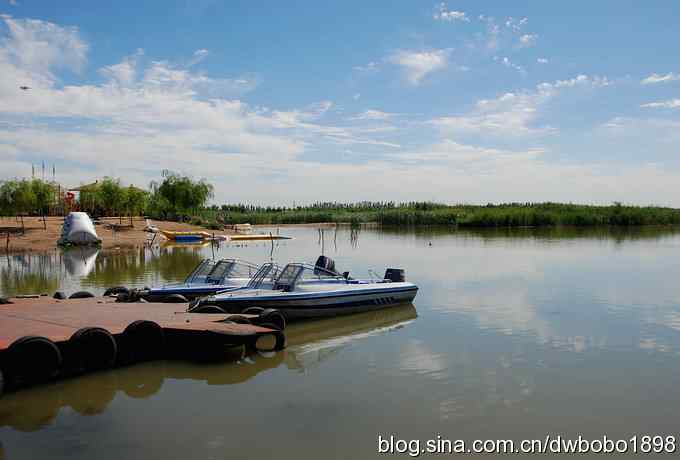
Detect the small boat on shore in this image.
<box><xmin>159</xmin><ymin>229</ymin><xmax>290</xmax><ymax>243</ymax></box>
<box><xmin>159</xmin><ymin>230</ymin><xmax>225</xmax><ymax>242</ymax></box>
<box><xmin>192</xmin><ymin>260</ymin><xmax>418</xmax><ymax>319</ymax></box>
<box><xmin>145</xmin><ymin>258</ymin><xmax>260</xmax><ymax>301</ymax></box>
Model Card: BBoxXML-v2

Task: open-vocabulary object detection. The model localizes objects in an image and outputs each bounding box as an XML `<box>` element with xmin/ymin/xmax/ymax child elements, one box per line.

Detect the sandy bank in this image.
<box><xmin>0</xmin><ymin>216</ymin><xmax>235</xmax><ymax>253</ymax></box>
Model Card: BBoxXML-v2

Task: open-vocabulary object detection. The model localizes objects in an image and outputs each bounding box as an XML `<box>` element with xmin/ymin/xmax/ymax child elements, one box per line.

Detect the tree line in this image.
<box><xmin>0</xmin><ymin>171</ymin><xmax>214</xmax><ymax>230</ymax></box>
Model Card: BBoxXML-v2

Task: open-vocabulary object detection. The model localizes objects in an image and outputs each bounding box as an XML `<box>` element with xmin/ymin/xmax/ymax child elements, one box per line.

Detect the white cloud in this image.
<box><xmin>518</xmin><ymin>33</ymin><xmax>537</xmax><ymax>48</ymax></box>
<box><xmin>99</xmin><ymin>48</ymin><xmax>143</xmax><ymax>87</ymax></box>
<box><xmin>353</xmin><ymin>61</ymin><xmax>379</xmax><ymax>73</ymax></box>
<box><xmin>640</xmin><ymin>99</ymin><xmax>680</xmax><ymax>109</ymax></box>
<box><xmin>430</xmin><ymin>75</ymin><xmax>609</xmax><ymax>137</ymax></box>
<box><xmin>348</xmin><ymin>109</ymin><xmax>395</xmax><ymax>121</ymax></box>
<box><xmin>0</xmin><ymin>15</ymin><xmax>87</xmax><ymax>82</ymax></box>
<box><xmin>352</xmin><ymin>93</ymin><xmax>360</xmax><ymax>100</ymax></box>
<box><xmin>389</xmin><ymin>49</ymin><xmax>450</xmax><ymax>85</ymax></box>
<box><xmin>187</xmin><ymin>48</ymin><xmax>209</xmax><ymax>67</ymax></box>
<box><xmin>433</xmin><ymin>3</ymin><xmax>469</xmax><ymax>22</ymax></box>
<box><xmin>494</xmin><ymin>55</ymin><xmax>525</xmax><ymax>74</ymax></box>
<box><xmin>537</xmin><ymin>57</ymin><xmax>549</xmax><ymax>64</ymax></box>
<box><xmin>641</xmin><ymin>72</ymin><xmax>680</xmax><ymax>85</ymax></box>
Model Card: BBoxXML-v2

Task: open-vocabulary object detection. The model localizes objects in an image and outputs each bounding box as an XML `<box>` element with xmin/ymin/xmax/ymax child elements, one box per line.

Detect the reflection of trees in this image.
<box><xmin>0</xmin><ymin>252</ymin><xmax>61</xmax><ymax>297</ymax></box>
<box><xmin>377</xmin><ymin>224</ymin><xmax>680</xmax><ymax>243</ymax></box>
<box><xmin>81</xmin><ymin>247</ymin><xmax>204</xmax><ymax>289</ymax></box>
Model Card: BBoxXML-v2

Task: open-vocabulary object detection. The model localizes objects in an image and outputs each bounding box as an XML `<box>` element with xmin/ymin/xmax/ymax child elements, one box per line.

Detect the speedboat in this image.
<box><xmin>193</xmin><ymin>260</ymin><xmax>418</xmax><ymax>319</ymax></box>
<box><xmin>144</xmin><ymin>258</ymin><xmax>259</xmax><ymax>301</ymax></box>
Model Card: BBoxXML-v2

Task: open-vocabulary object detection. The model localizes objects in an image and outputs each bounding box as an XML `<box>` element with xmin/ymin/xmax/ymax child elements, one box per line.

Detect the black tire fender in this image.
<box><xmin>256</xmin><ymin>309</ymin><xmax>286</xmax><ymax>331</ymax></box>
<box><xmin>122</xmin><ymin>320</ymin><xmax>165</xmax><ymax>363</ymax></box>
<box><xmin>69</xmin><ymin>291</ymin><xmax>95</xmax><ymax>299</ymax></box>
<box><xmin>193</xmin><ymin>305</ymin><xmax>227</xmax><ymax>314</ymax></box>
<box><xmin>68</xmin><ymin>327</ymin><xmax>118</xmax><ymax>372</ymax></box>
<box><xmin>6</xmin><ymin>336</ymin><xmax>62</xmax><ymax>385</ymax></box>
<box><xmin>241</xmin><ymin>306</ymin><xmax>265</xmax><ymax>316</ymax></box>
<box><xmin>103</xmin><ymin>286</ymin><xmax>129</xmax><ymax>297</ymax></box>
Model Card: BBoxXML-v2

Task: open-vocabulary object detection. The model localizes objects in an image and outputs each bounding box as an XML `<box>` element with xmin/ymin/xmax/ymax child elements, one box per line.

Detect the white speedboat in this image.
<box><xmin>145</xmin><ymin>258</ymin><xmax>259</xmax><ymax>301</ymax></box>
<box><xmin>193</xmin><ymin>261</ymin><xmax>418</xmax><ymax>319</ymax></box>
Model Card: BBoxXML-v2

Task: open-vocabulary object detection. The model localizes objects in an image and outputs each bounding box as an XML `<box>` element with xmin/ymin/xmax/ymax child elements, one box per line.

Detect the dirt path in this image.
<box><xmin>0</xmin><ymin>216</ymin><xmax>234</xmax><ymax>253</ymax></box>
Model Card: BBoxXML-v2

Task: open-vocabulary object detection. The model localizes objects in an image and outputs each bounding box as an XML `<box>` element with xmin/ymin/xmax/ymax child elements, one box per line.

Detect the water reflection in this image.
<box><xmin>0</xmin><ymin>304</ymin><xmax>417</xmax><ymax>432</ymax></box>
<box><xmin>63</xmin><ymin>248</ymin><xmax>99</xmax><ymax>277</ymax></box>
<box><xmin>3</xmin><ymin>225</ymin><xmax>680</xmax><ymax>460</ymax></box>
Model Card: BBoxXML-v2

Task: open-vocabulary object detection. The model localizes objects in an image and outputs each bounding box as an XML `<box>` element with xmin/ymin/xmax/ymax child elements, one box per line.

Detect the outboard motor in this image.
<box><xmin>314</xmin><ymin>255</ymin><xmax>337</xmax><ymax>274</ymax></box>
<box><xmin>384</xmin><ymin>268</ymin><xmax>405</xmax><ymax>283</ymax></box>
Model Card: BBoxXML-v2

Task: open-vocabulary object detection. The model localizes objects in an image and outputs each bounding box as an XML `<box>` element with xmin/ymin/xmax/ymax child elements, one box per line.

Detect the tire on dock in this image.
<box><xmin>103</xmin><ymin>286</ymin><xmax>130</xmax><ymax>297</ymax></box>
<box><xmin>255</xmin><ymin>309</ymin><xmax>286</xmax><ymax>331</ymax></box>
<box><xmin>241</xmin><ymin>306</ymin><xmax>265</xmax><ymax>316</ymax></box>
<box><xmin>69</xmin><ymin>327</ymin><xmax>118</xmax><ymax>373</ymax></box>
<box><xmin>193</xmin><ymin>305</ymin><xmax>226</xmax><ymax>314</ymax></box>
<box><xmin>69</xmin><ymin>291</ymin><xmax>95</xmax><ymax>299</ymax></box>
<box><xmin>5</xmin><ymin>336</ymin><xmax>62</xmax><ymax>387</ymax></box>
<box><xmin>121</xmin><ymin>320</ymin><xmax>165</xmax><ymax>363</ymax></box>
<box><xmin>254</xmin><ymin>327</ymin><xmax>287</xmax><ymax>352</ymax></box>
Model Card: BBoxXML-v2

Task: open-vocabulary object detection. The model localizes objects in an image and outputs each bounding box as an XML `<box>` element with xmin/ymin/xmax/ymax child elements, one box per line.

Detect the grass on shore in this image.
<box><xmin>188</xmin><ymin>202</ymin><xmax>680</xmax><ymax>228</ymax></box>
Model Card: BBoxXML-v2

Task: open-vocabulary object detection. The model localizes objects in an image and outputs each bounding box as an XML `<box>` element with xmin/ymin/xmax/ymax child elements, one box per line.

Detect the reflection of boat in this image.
<box><xmin>160</xmin><ymin>240</ymin><xmax>213</xmax><ymax>249</ymax></box>
<box><xmin>58</xmin><ymin>212</ymin><xmax>101</xmax><ymax>246</ymax></box>
<box><xmin>62</xmin><ymin>247</ymin><xmax>100</xmax><ymax>277</ymax></box>
<box><xmin>199</xmin><ymin>261</ymin><xmax>419</xmax><ymax>319</ymax></box>
<box><xmin>286</xmin><ymin>303</ymin><xmax>418</xmax><ymax>353</ymax></box>
<box><xmin>146</xmin><ymin>258</ymin><xmax>259</xmax><ymax>300</ymax></box>
<box><xmin>229</xmin><ymin>234</ymin><xmax>292</xmax><ymax>241</ymax></box>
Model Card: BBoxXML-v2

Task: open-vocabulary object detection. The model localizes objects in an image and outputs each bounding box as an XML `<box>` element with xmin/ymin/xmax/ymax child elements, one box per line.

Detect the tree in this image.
<box><xmin>124</xmin><ymin>186</ymin><xmax>149</xmax><ymax>226</ymax></box>
<box><xmin>152</xmin><ymin>171</ymin><xmax>214</xmax><ymax>220</ymax></box>
<box><xmin>97</xmin><ymin>177</ymin><xmax>126</xmax><ymax>222</ymax></box>
<box><xmin>10</xmin><ymin>180</ymin><xmax>36</xmax><ymax>233</ymax></box>
<box><xmin>31</xmin><ymin>179</ymin><xmax>55</xmax><ymax>230</ymax></box>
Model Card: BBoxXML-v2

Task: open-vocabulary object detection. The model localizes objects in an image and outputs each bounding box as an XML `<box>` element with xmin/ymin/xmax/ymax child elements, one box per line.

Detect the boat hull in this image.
<box><xmin>208</xmin><ymin>285</ymin><xmax>418</xmax><ymax>320</ymax></box>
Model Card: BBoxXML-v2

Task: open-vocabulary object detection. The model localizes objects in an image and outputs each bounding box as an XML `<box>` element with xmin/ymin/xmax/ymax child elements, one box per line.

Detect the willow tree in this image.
<box><xmin>152</xmin><ymin>171</ymin><xmax>214</xmax><ymax>220</ymax></box>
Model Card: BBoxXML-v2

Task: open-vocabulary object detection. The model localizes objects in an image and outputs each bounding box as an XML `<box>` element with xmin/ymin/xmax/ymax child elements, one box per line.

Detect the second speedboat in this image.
<box><xmin>145</xmin><ymin>258</ymin><xmax>259</xmax><ymax>301</ymax></box>
<box><xmin>192</xmin><ymin>260</ymin><xmax>418</xmax><ymax>319</ymax></box>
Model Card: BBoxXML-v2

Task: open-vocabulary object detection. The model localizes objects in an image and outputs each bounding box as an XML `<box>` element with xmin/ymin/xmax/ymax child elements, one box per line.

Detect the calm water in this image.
<box><xmin>2</xmin><ymin>225</ymin><xmax>680</xmax><ymax>458</ymax></box>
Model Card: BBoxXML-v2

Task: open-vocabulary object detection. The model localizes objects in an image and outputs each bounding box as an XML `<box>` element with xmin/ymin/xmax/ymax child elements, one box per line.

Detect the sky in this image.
<box><xmin>0</xmin><ymin>1</ymin><xmax>679</xmax><ymax>206</ymax></box>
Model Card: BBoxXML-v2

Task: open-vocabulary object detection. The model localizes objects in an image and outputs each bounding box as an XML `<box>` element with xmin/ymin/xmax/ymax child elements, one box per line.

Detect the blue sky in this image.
<box><xmin>1</xmin><ymin>1</ymin><xmax>679</xmax><ymax>205</ymax></box>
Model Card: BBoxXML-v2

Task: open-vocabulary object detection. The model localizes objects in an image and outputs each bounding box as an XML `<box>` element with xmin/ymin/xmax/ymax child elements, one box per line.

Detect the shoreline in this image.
<box><xmin>0</xmin><ymin>216</ymin><xmax>236</xmax><ymax>254</ymax></box>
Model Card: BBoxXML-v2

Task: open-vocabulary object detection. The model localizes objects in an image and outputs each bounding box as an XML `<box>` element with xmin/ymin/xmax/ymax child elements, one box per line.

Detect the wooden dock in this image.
<box><xmin>0</xmin><ymin>297</ymin><xmax>286</xmax><ymax>394</ymax></box>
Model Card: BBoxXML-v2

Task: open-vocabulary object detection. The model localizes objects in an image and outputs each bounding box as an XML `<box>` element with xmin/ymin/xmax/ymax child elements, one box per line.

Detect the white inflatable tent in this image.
<box><xmin>58</xmin><ymin>212</ymin><xmax>102</xmax><ymax>245</ymax></box>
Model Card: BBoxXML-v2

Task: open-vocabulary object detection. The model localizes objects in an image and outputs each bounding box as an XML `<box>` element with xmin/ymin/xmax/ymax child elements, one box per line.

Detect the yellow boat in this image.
<box><xmin>159</xmin><ymin>230</ymin><xmax>291</xmax><ymax>242</ymax></box>
<box><xmin>159</xmin><ymin>230</ymin><xmax>214</xmax><ymax>242</ymax></box>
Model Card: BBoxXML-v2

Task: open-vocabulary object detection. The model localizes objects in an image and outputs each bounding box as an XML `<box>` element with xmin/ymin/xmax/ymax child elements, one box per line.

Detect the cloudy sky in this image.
<box><xmin>1</xmin><ymin>1</ymin><xmax>679</xmax><ymax>206</ymax></box>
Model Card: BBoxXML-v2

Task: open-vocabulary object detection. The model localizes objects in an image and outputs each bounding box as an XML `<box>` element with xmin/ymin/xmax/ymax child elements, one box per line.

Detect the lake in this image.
<box><xmin>2</xmin><ymin>225</ymin><xmax>680</xmax><ymax>458</ymax></box>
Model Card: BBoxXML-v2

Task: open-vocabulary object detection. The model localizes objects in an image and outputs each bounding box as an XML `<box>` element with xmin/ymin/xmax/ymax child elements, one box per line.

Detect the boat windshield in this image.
<box><xmin>228</xmin><ymin>260</ymin><xmax>259</xmax><ymax>278</ymax></box>
<box><xmin>246</xmin><ymin>263</ymin><xmax>281</xmax><ymax>289</ymax></box>
<box><xmin>273</xmin><ymin>263</ymin><xmax>344</xmax><ymax>291</ymax></box>
<box><xmin>185</xmin><ymin>260</ymin><xmax>216</xmax><ymax>283</ymax></box>
<box><xmin>205</xmin><ymin>259</ymin><xmax>259</xmax><ymax>283</ymax></box>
